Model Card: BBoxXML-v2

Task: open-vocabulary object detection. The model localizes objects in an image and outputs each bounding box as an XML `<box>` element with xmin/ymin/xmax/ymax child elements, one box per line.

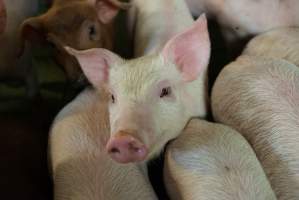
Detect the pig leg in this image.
<box><xmin>212</xmin><ymin>57</ymin><xmax>299</xmax><ymax>200</ymax></box>
<box><xmin>164</xmin><ymin>119</ymin><xmax>276</xmax><ymax>200</ymax></box>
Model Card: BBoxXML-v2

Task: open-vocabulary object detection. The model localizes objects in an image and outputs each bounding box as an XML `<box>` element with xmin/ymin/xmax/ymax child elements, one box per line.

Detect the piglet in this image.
<box><xmin>0</xmin><ymin>0</ymin><xmax>39</xmax><ymax>97</ymax></box>
<box><xmin>164</xmin><ymin>118</ymin><xmax>276</xmax><ymax>200</ymax></box>
<box><xmin>65</xmin><ymin>14</ymin><xmax>211</xmax><ymax>163</ymax></box>
<box><xmin>212</xmin><ymin>28</ymin><xmax>299</xmax><ymax>199</ymax></box>
<box><xmin>49</xmin><ymin>88</ymin><xmax>158</xmax><ymax>200</ymax></box>
<box><xmin>20</xmin><ymin>0</ymin><xmax>130</xmax><ymax>81</ymax></box>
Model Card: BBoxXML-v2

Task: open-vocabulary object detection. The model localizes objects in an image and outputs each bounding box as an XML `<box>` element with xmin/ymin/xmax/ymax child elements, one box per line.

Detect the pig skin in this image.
<box><xmin>164</xmin><ymin>118</ymin><xmax>276</xmax><ymax>200</ymax></box>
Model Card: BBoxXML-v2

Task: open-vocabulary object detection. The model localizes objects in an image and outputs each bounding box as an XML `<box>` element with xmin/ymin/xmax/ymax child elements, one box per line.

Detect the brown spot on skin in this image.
<box><xmin>0</xmin><ymin>0</ymin><xmax>7</xmax><ymax>34</ymax></box>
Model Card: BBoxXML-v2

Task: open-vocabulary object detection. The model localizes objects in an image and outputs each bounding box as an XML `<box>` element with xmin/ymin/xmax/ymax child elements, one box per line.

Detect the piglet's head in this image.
<box><xmin>20</xmin><ymin>0</ymin><xmax>129</xmax><ymax>81</ymax></box>
<box><xmin>66</xmin><ymin>14</ymin><xmax>210</xmax><ymax>163</ymax></box>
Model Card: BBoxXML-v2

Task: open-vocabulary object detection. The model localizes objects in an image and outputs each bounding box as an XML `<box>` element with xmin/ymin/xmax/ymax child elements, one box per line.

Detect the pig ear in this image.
<box><xmin>18</xmin><ymin>17</ymin><xmax>45</xmax><ymax>56</ymax></box>
<box><xmin>20</xmin><ymin>17</ymin><xmax>45</xmax><ymax>43</ymax></box>
<box><xmin>65</xmin><ymin>47</ymin><xmax>121</xmax><ymax>87</ymax></box>
<box><xmin>95</xmin><ymin>0</ymin><xmax>131</xmax><ymax>24</ymax></box>
<box><xmin>162</xmin><ymin>14</ymin><xmax>210</xmax><ymax>82</ymax></box>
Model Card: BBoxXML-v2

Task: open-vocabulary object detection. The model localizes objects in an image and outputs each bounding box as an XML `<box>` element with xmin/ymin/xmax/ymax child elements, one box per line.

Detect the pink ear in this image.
<box><xmin>96</xmin><ymin>0</ymin><xmax>130</xmax><ymax>24</ymax></box>
<box><xmin>65</xmin><ymin>47</ymin><xmax>121</xmax><ymax>87</ymax></box>
<box><xmin>162</xmin><ymin>14</ymin><xmax>211</xmax><ymax>82</ymax></box>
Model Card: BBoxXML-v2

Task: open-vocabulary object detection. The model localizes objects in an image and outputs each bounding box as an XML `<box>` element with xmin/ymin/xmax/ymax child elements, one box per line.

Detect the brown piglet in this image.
<box><xmin>20</xmin><ymin>0</ymin><xmax>130</xmax><ymax>82</ymax></box>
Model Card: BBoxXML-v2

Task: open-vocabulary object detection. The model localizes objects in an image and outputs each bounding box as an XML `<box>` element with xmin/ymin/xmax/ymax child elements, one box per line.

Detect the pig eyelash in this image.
<box><xmin>160</xmin><ymin>87</ymin><xmax>171</xmax><ymax>98</ymax></box>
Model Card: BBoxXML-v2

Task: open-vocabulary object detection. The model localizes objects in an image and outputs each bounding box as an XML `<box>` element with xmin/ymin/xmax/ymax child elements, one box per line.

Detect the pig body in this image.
<box><xmin>49</xmin><ymin>88</ymin><xmax>158</xmax><ymax>200</ymax></box>
<box><xmin>129</xmin><ymin>0</ymin><xmax>193</xmax><ymax>56</ymax></box>
<box><xmin>67</xmin><ymin>14</ymin><xmax>211</xmax><ymax>163</ymax></box>
<box><xmin>0</xmin><ymin>0</ymin><xmax>39</xmax><ymax>97</ymax></box>
<box><xmin>212</xmin><ymin>28</ymin><xmax>299</xmax><ymax>199</ymax></box>
<box><xmin>21</xmin><ymin>0</ymin><xmax>129</xmax><ymax>81</ymax></box>
<box><xmin>185</xmin><ymin>0</ymin><xmax>299</xmax><ymax>44</ymax></box>
<box><xmin>164</xmin><ymin>119</ymin><xmax>276</xmax><ymax>200</ymax></box>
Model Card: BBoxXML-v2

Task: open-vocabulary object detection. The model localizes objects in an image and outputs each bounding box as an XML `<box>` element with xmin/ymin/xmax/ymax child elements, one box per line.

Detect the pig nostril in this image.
<box><xmin>110</xmin><ymin>147</ymin><xmax>120</xmax><ymax>154</ymax></box>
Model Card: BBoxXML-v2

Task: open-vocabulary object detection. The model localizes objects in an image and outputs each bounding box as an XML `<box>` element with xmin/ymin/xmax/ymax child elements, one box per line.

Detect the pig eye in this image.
<box><xmin>88</xmin><ymin>25</ymin><xmax>96</xmax><ymax>40</ymax></box>
<box><xmin>160</xmin><ymin>87</ymin><xmax>171</xmax><ymax>98</ymax></box>
<box><xmin>111</xmin><ymin>94</ymin><xmax>115</xmax><ymax>103</ymax></box>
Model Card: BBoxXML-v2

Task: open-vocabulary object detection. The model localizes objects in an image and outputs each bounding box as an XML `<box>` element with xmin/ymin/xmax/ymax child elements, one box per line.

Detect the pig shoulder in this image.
<box><xmin>164</xmin><ymin>118</ymin><xmax>276</xmax><ymax>200</ymax></box>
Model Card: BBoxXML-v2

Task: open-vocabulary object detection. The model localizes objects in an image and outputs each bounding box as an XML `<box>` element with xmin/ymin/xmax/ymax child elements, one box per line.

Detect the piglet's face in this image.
<box><xmin>20</xmin><ymin>0</ymin><xmax>129</xmax><ymax>80</ymax></box>
<box><xmin>67</xmin><ymin>14</ymin><xmax>210</xmax><ymax>163</ymax></box>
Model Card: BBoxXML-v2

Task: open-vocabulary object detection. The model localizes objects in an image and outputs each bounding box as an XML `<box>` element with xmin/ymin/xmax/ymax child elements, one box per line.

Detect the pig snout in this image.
<box><xmin>106</xmin><ymin>131</ymin><xmax>148</xmax><ymax>163</ymax></box>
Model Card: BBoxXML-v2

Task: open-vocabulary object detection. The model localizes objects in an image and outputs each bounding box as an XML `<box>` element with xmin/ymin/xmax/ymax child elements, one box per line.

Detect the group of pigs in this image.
<box><xmin>1</xmin><ymin>0</ymin><xmax>299</xmax><ymax>199</ymax></box>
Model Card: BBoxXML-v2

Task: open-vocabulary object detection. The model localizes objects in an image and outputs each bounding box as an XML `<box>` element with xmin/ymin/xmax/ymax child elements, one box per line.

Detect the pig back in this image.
<box><xmin>243</xmin><ymin>28</ymin><xmax>299</xmax><ymax>67</ymax></box>
<box><xmin>164</xmin><ymin>118</ymin><xmax>276</xmax><ymax>200</ymax></box>
<box><xmin>212</xmin><ymin>55</ymin><xmax>299</xmax><ymax>200</ymax></box>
